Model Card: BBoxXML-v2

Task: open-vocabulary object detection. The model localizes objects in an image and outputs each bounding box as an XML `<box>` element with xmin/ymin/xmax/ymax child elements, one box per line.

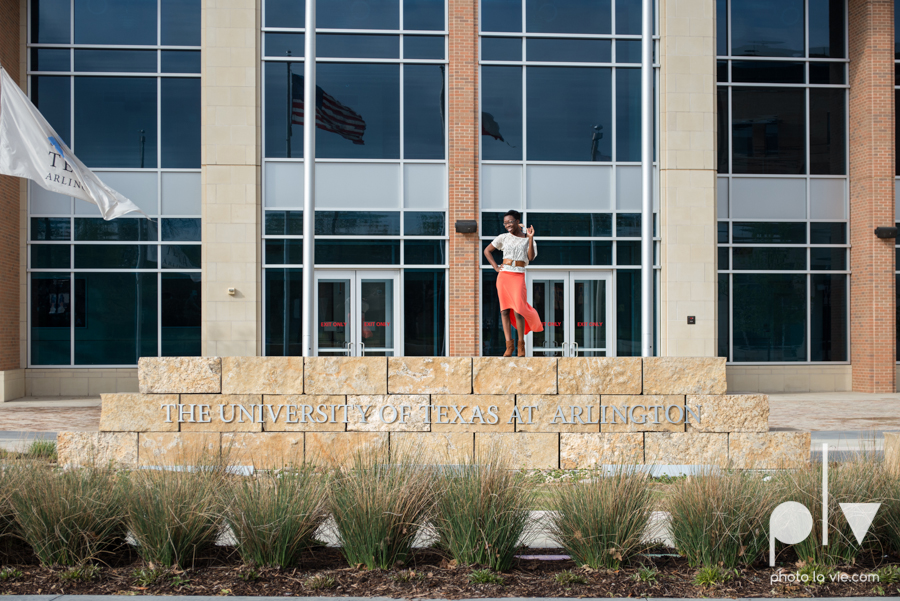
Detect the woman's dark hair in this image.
<box><xmin>503</xmin><ymin>210</ymin><xmax>522</xmax><ymax>222</ymax></box>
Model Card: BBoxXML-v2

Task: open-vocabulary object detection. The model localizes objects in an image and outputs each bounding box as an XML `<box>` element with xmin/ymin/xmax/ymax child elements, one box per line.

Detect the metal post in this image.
<box><xmin>301</xmin><ymin>2</ymin><xmax>316</xmax><ymax>357</ymax></box>
<box><xmin>640</xmin><ymin>0</ymin><xmax>654</xmax><ymax>357</ymax></box>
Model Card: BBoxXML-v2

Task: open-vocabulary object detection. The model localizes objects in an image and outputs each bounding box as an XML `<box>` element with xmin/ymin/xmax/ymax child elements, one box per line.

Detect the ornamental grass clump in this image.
<box><xmin>328</xmin><ymin>445</ymin><xmax>434</xmax><ymax>570</ymax></box>
<box><xmin>9</xmin><ymin>465</ymin><xmax>126</xmax><ymax>565</ymax></box>
<box><xmin>431</xmin><ymin>456</ymin><xmax>535</xmax><ymax>571</ymax></box>
<box><xmin>547</xmin><ymin>467</ymin><xmax>653</xmax><ymax>570</ymax></box>
<box><xmin>879</xmin><ymin>460</ymin><xmax>900</xmax><ymax>558</ymax></box>
<box><xmin>226</xmin><ymin>466</ymin><xmax>328</xmax><ymax>568</ymax></box>
<box><xmin>0</xmin><ymin>460</ymin><xmax>20</xmax><ymax>540</ymax></box>
<box><xmin>667</xmin><ymin>468</ymin><xmax>777</xmax><ymax>568</ymax></box>
<box><xmin>124</xmin><ymin>463</ymin><xmax>227</xmax><ymax>568</ymax></box>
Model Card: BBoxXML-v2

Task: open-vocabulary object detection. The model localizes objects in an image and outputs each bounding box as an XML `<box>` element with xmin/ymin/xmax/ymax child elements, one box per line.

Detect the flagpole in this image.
<box><xmin>301</xmin><ymin>0</ymin><xmax>316</xmax><ymax>357</ymax></box>
<box><xmin>640</xmin><ymin>0</ymin><xmax>654</xmax><ymax>357</ymax></box>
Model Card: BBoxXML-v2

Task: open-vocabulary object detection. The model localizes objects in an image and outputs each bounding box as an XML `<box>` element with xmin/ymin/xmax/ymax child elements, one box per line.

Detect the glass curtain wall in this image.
<box><xmin>261</xmin><ymin>0</ymin><xmax>448</xmax><ymax>356</ymax></box>
<box><xmin>716</xmin><ymin>0</ymin><xmax>848</xmax><ymax>362</ymax></box>
<box><xmin>28</xmin><ymin>0</ymin><xmax>202</xmax><ymax>366</ymax></box>
<box><xmin>479</xmin><ymin>0</ymin><xmax>657</xmax><ymax>357</ymax></box>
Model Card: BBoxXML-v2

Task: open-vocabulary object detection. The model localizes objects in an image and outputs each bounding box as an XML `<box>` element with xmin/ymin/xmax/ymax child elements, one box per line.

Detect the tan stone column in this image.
<box><xmin>200</xmin><ymin>0</ymin><xmax>261</xmax><ymax>357</ymax></box>
<box><xmin>447</xmin><ymin>0</ymin><xmax>480</xmax><ymax>356</ymax></box>
<box><xmin>658</xmin><ymin>0</ymin><xmax>718</xmax><ymax>357</ymax></box>
<box><xmin>848</xmin><ymin>0</ymin><xmax>895</xmax><ymax>392</ymax></box>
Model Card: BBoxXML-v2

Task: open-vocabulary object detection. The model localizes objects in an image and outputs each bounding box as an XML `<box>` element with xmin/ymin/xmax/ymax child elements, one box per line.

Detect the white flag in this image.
<box><xmin>0</xmin><ymin>66</ymin><xmax>146</xmax><ymax>220</ymax></box>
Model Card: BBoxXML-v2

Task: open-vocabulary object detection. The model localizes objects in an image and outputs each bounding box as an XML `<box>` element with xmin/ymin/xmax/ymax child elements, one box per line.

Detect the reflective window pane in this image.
<box><xmin>31</xmin><ymin>245</ymin><xmax>70</xmax><ymax>269</ymax></box>
<box><xmin>31</xmin><ymin>218</ymin><xmax>71</xmax><ymax>241</ymax></box>
<box><xmin>74</xmin><ymin>0</ymin><xmax>157</xmax><ymax>45</ymax></box>
<box><xmin>75</xmin><ymin>218</ymin><xmax>157</xmax><ymax>241</ymax></box>
<box><xmin>315</xmin><ymin>211</ymin><xmax>400</xmax><ymax>235</ymax></box>
<box><xmin>717</xmin><ymin>221</ymin><xmax>729</xmax><ymax>243</ymax></box>
<box><xmin>31</xmin><ymin>274</ymin><xmax>71</xmax><ymax>365</ymax></box>
<box><xmin>75</xmin><ymin>245</ymin><xmax>157</xmax><ymax>268</ymax></box>
<box><xmin>482</xmin><ymin>66</ymin><xmax>523</xmax><ymax>160</ymax></box>
<box><xmin>405</xmin><ymin>240</ymin><xmax>445</xmax><ymax>264</ymax></box>
<box><xmin>717</xmin><ymin>59</ymin><xmax>728</xmax><ymax>82</ymax></box>
<box><xmin>265</xmin><ymin>33</ymin><xmax>304</xmax><ymax>58</ymax></box>
<box><xmin>809</xmin><ymin>88</ymin><xmax>846</xmax><ymax>175</ymax></box>
<box><xmin>265</xmin><ymin>268</ymin><xmax>303</xmax><ymax>356</ymax></box>
<box><xmin>404</xmin><ymin>269</ymin><xmax>446</xmax><ymax>356</ymax></box>
<box><xmin>161</xmin><ymin>244</ymin><xmax>201</xmax><ymax>269</ymax></box>
<box><xmin>716</xmin><ymin>0</ymin><xmax>726</xmax><ymax>56</ymax></box>
<box><xmin>404</xmin><ymin>65</ymin><xmax>445</xmax><ymax>160</ymax></box>
<box><xmin>731</xmin><ymin>87</ymin><xmax>805</xmax><ymax>175</ymax></box>
<box><xmin>316</xmin><ymin>63</ymin><xmax>400</xmax><ymax>159</ymax></box>
<box><xmin>532</xmin><ymin>241</ymin><xmax>612</xmax><ymax>265</ymax></box>
<box><xmin>161</xmin><ymin>273</ymin><xmax>201</xmax><ymax>356</ymax></box>
<box><xmin>482</xmin><ymin>270</ymin><xmax>505</xmax><ymax>355</ymax></box>
<box><xmin>482</xmin><ymin>0</ymin><xmax>521</xmax><ymax>32</ymax></box>
<box><xmin>718</xmin><ymin>246</ymin><xmax>729</xmax><ymax>269</ymax></box>
<box><xmin>730</xmin><ymin>0</ymin><xmax>804</xmax><ymax>57</ymax></box>
<box><xmin>526</xmin><ymin>67</ymin><xmax>611</xmax><ymax>161</ymax></box>
<box><xmin>318</xmin><ymin>34</ymin><xmax>399</xmax><ymax>59</ymax></box>
<box><xmin>810</xmin><ymin>247</ymin><xmax>846</xmax><ymax>270</ymax></box>
<box><xmin>31</xmin><ymin>49</ymin><xmax>70</xmax><ymax>72</ymax></box>
<box><xmin>810</xmin><ymin>222</ymin><xmax>846</xmax><ymax>244</ymax></box>
<box><xmin>74</xmin><ymin>272</ymin><xmax>157</xmax><ymax>364</ymax></box>
<box><xmin>718</xmin><ymin>274</ymin><xmax>729</xmax><ymax>358</ymax></box>
<box><xmin>811</xmin><ymin>274</ymin><xmax>847</xmax><ymax>360</ymax></box>
<box><xmin>717</xmin><ymin>88</ymin><xmax>728</xmax><ymax>173</ymax></box>
<box><xmin>732</xmin><ymin>273</ymin><xmax>807</xmax><ymax>361</ymax></box>
<box><xmin>405</xmin><ymin>212</ymin><xmax>445</xmax><ymax>235</ymax></box>
<box><xmin>74</xmin><ymin>77</ymin><xmax>157</xmax><ymax>168</ymax></box>
<box><xmin>264</xmin><ymin>62</ymin><xmax>303</xmax><ymax>158</ymax></box>
<box><xmin>316</xmin><ymin>240</ymin><xmax>401</xmax><ymax>264</ymax></box>
<box><xmin>616</xmin><ymin>68</ymin><xmax>641</xmax><ymax>161</ymax></box>
<box><xmin>404</xmin><ymin>36</ymin><xmax>444</xmax><ymax>59</ymax></box>
<box><xmin>318</xmin><ymin>0</ymin><xmax>399</xmax><ymax>29</ymax></box>
<box><xmin>32</xmin><ymin>0</ymin><xmax>70</xmax><ymax>43</ymax></box>
<box><xmin>616</xmin><ymin>213</ymin><xmax>641</xmax><ymax>237</ymax></box>
<box><xmin>161</xmin><ymin>78</ymin><xmax>201</xmax><ymax>168</ymax></box>
<box><xmin>732</xmin><ymin>247</ymin><xmax>806</xmax><ymax>270</ymax></box>
<box><xmin>808</xmin><ymin>0</ymin><xmax>845</xmax><ymax>58</ymax></box>
<box><xmin>161</xmin><ymin>50</ymin><xmax>201</xmax><ymax>73</ymax></box>
<box><xmin>266</xmin><ymin>0</ymin><xmax>304</xmax><ymax>28</ymax></box>
<box><xmin>732</xmin><ymin>222</ymin><xmax>806</xmax><ymax>244</ymax></box>
<box><xmin>809</xmin><ymin>62</ymin><xmax>846</xmax><ymax>84</ymax></box>
<box><xmin>482</xmin><ymin>212</ymin><xmax>506</xmax><ymax>236</ymax></box>
<box><xmin>265</xmin><ymin>211</ymin><xmax>304</xmax><ymax>235</ymax></box>
<box><xmin>616</xmin><ymin>40</ymin><xmax>641</xmax><ymax>63</ymax></box>
<box><xmin>75</xmin><ymin>50</ymin><xmax>157</xmax><ymax>73</ymax></box>
<box><xmin>616</xmin><ymin>240</ymin><xmax>639</xmax><ymax>265</ymax></box>
<box><xmin>162</xmin><ymin>0</ymin><xmax>201</xmax><ymax>46</ymax></box>
<box><xmin>731</xmin><ymin>61</ymin><xmax>804</xmax><ymax>84</ymax></box>
<box><xmin>526</xmin><ymin>38</ymin><xmax>611</xmax><ymax>62</ymax></box>
<box><xmin>482</xmin><ymin>37</ymin><xmax>521</xmax><ymax>60</ymax></box>
<box><xmin>161</xmin><ymin>218</ymin><xmax>201</xmax><ymax>241</ymax></box>
<box><xmin>265</xmin><ymin>240</ymin><xmax>304</xmax><ymax>264</ymax></box>
<box><xmin>532</xmin><ymin>213</ymin><xmax>611</xmax><ymax>236</ymax></box>
<box><xmin>32</xmin><ymin>76</ymin><xmax>71</xmax><ymax>147</ymax></box>
<box><xmin>525</xmin><ymin>0</ymin><xmax>611</xmax><ymax>34</ymax></box>
<box><xmin>404</xmin><ymin>0</ymin><xmax>445</xmax><ymax>30</ymax></box>
<box><xmin>616</xmin><ymin>269</ymin><xmax>640</xmax><ymax>356</ymax></box>
<box><xmin>616</xmin><ymin>0</ymin><xmax>641</xmax><ymax>35</ymax></box>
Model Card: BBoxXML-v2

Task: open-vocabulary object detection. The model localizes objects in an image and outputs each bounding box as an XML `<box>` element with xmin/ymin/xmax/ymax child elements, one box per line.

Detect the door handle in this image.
<box><xmin>358</xmin><ymin>342</ymin><xmax>366</xmax><ymax>356</ymax></box>
<box><xmin>344</xmin><ymin>342</ymin><xmax>353</xmax><ymax>357</ymax></box>
<box><xmin>571</xmin><ymin>342</ymin><xmax>579</xmax><ymax>357</ymax></box>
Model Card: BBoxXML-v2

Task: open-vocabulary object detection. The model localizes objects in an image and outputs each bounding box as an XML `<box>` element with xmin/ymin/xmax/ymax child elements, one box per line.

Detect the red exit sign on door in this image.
<box><xmin>577</xmin><ymin>321</ymin><xmax>603</xmax><ymax>327</ymax></box>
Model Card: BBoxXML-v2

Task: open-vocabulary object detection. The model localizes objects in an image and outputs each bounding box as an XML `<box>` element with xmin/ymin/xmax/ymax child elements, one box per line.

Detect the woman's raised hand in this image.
<box><xmin>526</xmin><ymin>225</ymin><xmax>535</xmax><ymax>238</ymax></box>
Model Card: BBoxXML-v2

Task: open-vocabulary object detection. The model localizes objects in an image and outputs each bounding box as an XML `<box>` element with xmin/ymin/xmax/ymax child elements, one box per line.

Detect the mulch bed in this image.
<box><xmin>1</xmin><ymin>542</ymin><xmax>897</xmax><ymax>598</ymax></box>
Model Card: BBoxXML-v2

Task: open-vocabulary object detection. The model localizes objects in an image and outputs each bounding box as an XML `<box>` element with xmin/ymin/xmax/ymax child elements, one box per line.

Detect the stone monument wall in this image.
<box><xmin>58</xmin><ymin>356</ymin><xmax>810</xmax><ymax>469</ymax></box>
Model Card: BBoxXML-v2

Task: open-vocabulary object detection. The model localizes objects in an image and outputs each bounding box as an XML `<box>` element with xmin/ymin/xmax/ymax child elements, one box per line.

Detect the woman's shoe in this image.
<box><xmin>517</xmin><ymin>340</ymin><xmax>526</xmax><ymax>357</ymax></box>
<box><xmin>503</xmin><ymin>341</ymin><xmax>514</xmax><ymax>357</ymax></box>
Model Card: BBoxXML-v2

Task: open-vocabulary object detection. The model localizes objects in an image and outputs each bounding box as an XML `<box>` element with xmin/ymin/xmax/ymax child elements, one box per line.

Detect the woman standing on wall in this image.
<box><xmin>483</xmin><ymin>210</ymin><xmax>544</xmax><ymax>357</ymax></box>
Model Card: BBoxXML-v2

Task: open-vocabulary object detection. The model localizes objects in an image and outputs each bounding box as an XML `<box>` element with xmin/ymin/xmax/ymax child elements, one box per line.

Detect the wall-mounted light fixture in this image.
<box><xmin>874</xmin><ymin>227</ymin><xmax>898</xmax><ymax>239</ymax></box>
<box><xmin>455</xmin><ymin>220</ymin><xmax>477</xmax><ymax>234</ymax></box>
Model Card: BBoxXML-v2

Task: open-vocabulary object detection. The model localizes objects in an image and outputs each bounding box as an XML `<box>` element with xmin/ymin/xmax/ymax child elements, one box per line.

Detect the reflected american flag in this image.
<box><xmin>291</xmin><ymin>73</ymin><xmax>366</xmax><ymax>145</ymax></box>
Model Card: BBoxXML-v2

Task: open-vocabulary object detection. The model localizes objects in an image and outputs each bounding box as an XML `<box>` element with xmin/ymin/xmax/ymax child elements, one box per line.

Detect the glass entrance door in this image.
<box><xmin>315</xmin><ymin>270</ymin><xmax>399</xmax><ymax>356</ymax></box>
<box><xmin>526</xmin><ymin>271</ymin><xmax>612</xmax><ymax>357</ymax></box>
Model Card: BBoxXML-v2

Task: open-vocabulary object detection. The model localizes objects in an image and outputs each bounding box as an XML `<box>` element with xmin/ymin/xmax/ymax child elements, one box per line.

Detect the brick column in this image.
<box><xmin>0</xmin><ymin>0</ymin><xmax>24</xmax><ymax>401</ymax></box>
<box><xmin>447</xmin><ymin>0</ymin><xmax>480</xmax><ymax>356</ymax></box>
<box><xmin>849</xmin><ymin>0</ymin><xmax>895</xmax><ymax>392</ymax></box>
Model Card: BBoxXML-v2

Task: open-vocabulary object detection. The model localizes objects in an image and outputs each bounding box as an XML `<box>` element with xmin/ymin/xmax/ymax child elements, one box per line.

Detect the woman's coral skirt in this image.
<box><xmin>496</xmin><ymin>271</ymin><xmax>544</xmax><ymax>335</ymax></box>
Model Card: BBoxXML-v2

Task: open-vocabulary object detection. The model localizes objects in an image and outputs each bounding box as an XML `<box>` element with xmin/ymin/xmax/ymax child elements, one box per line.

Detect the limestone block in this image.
<box><xmin>346</xmin><ymin>395</ymin><xmax>430</xmax><ymax>432</ymax></box>
<box><xmin>388</xmin><ymin>357</ymin><xmax>472</xmax><ymax>394</ymax></box>
<box><xmin>642</xmin><ymin>357</ymin><xmax>726</xmax><ymax>395</ymax></box>
<box><xmin>472</xmin><ymin>358</ymin><xmax>557</xmax><ymax>394</ymax></box>
<box><xmin>390</xmin><ymin>432</ymin><xmax>474</xmax><ymax>463</ymax></box>
<box><xmin>516</xmin><ymin>395</ymin><xmax>600</xmax><ymax>433</ymax></box>
<box><xmin>644</xmin><ymin>432</ymin><xmax>729</xmax><ymax>465</ymax></box>
<box><xmin>262</xmin><ymin>395</ymin><xmax>347</xmax><ymax>432</ymax></box>
<box><xmin>222</xmin><ymin>357</ymin><xmax>303</xmax><ymax>395</ymax></box>
<box><xmin>559</xmin><ymin>433</ymin><xmax>644</xmax><ymax>468</ymax></box>
<box><xmin>100</xmin><ymin>393</ymin><xmax>179</xmax><ymax>432</ymax></box>
<box><xmin>728</xmin><ymin>432</ymin><xmax>810</xmax><ymax>469</ymax></box>
<box><xmin>430</xmin><ymin>395</ymin><xmax>515</xmax><ymax>432</ymax></box>
<box><xmin>138</xmin><ymin>357</ymin><xmax>221</xmax><ymax>394</ymax></box>
<box><xmin>305</xmin><ymin>432</ymin><xmax>389</xmax><ymax>466</ymax></box>
<box><xmin>222</xmin><ymin>432</ymin><xmax>305</xmax><ymax>468</ymax></box>
<box><xmin>686</xmin><ymin>394</ymin><xmax>769</xmax><ymax>433</ymax></box>
<box><xmin>181</xmin><ymin>395</ymin><xmax>263</xmax><ymax>432</ymax></box>
<box><xmin>138</xmin><ymin>432</ymin><xmax>221</xmax><ymax>466</ymax></box>
<box><xmin>558</xmin><ymin>358</ymin><xmax>642</xmax><ymax>394</ymax></box>
<box><xmin>58</xmin><ymin>432</ymin><xmax>138</xmax><ymax>467</ymax></box>
<box><xmin>885</xmin><ymin>433</ymin><xmax>900</xmax><ymax>475</ymax></box>
<box><xmin>601</xmin><ymin>395</ymin><xmax>685</xmax><ymax>433</ymax></box>
<box><xmin>475</xmin><ymin>433</ymin><xmax>558</xmax><ymax>469</ymax></box>
<box><xmin>305</xmin><ymin>357</ymin><xmax>387</xmax><ymax>395</ymax></box>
